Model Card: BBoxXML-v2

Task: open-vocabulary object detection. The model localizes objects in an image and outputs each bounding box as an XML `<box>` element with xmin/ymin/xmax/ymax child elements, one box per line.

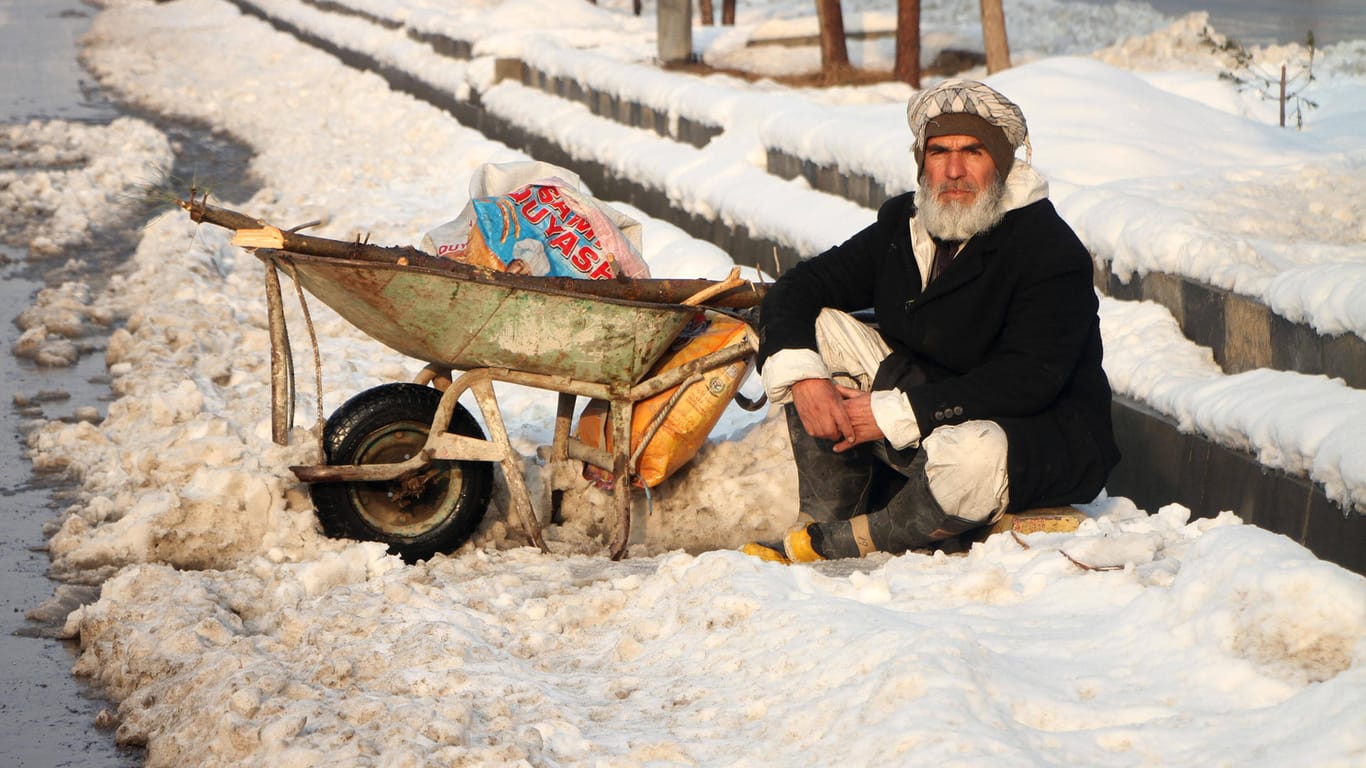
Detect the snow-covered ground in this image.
<box><xmin>3</xmin><ymin>0</ymin><xmax>1364</xmax><ymax>764</ymax></box>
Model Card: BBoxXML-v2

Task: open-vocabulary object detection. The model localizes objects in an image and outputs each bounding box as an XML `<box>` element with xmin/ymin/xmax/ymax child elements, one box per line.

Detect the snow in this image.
<box><xmin>3</xmin><ymin>0</ymin><xmax>1364</xmax><ymax>765</ymax></box>
<box><xmin>0</xmin><ymin>117</ymin><xmax>171</xmax><ymax>257</ymax></box>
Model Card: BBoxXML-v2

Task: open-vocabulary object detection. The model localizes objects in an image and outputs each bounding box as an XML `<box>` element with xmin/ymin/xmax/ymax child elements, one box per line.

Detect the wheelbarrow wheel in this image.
<box><xmin>311</xmin><ymin>383</ymin><xmax>493</xmax><ymax>563</ymax></box>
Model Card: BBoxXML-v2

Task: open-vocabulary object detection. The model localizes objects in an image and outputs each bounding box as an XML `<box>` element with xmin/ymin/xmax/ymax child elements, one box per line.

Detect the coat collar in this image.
<box><xmin>907</xmin><ymin>162</ymin><xmax>1049</xmax><ymax>298</ymax></box>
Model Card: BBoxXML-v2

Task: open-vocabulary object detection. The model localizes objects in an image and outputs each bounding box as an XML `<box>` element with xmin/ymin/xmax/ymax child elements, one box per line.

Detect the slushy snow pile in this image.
<box><xmin>3</xmin><ymin>0</ymin><xmax>1363</xmax><ymax>765</ymax></box>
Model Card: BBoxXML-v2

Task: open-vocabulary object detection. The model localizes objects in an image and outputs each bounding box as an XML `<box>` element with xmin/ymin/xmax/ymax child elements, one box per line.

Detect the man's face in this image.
<box><xmin>921</xmin><ymin>134</ymin><xmax>998</xmax><ymax>206</ymax></box>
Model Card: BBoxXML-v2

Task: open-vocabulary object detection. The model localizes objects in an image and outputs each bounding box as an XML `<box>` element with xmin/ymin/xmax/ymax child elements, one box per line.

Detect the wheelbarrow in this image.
<box><xmin>182</xmin><ymin>195</ymin><xmax>766</xmax><ymax>560</ymax></box>
<box><xmin>181</xmin><ymin>189</ymin><xmax>769</xmax><ymax>561</ymax></box>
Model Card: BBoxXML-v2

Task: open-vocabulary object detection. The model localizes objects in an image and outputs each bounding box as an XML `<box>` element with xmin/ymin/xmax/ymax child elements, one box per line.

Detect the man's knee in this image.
<box><xmin>922</xmin><ymin>420</ymin><xmax>1010</xmax><ymax>524</ymax></box>
<box><xmin>813</xmin><ymin>308</ymin><xmax>890</xmax><ymax>390</ymax></box>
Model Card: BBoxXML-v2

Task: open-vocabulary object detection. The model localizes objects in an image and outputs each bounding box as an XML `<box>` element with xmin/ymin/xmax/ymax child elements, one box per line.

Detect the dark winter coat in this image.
<box><xmin>758</xmin><ymin>191</ymin><xmax>1120</xmax><ymax>511</ymax></box>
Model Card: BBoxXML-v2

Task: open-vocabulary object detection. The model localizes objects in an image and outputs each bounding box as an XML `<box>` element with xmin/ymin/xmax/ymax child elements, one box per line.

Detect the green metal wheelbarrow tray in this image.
<box><xmin>182</xmin><ymin>195</ymin><xmax>767</xmax><ymax>560</ymax></box>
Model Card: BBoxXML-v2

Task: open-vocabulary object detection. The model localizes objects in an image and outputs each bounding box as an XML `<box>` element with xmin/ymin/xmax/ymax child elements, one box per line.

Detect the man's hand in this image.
<box><xmin>791</xmin><ymin>379</ymin><xmax>888</xmax><ymax>453</ymax></box>
<box><xmin>790</xmin><ymin>378</ymin><xmax>856</xmax><ymax>449</ymax></box>
<box><xmin>836</xmin><ymin>385</ymin><xmax>885</xmax><ymax>451</ymax></box>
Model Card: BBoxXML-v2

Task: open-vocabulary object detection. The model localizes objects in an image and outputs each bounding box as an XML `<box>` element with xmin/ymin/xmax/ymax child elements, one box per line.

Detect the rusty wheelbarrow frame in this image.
<box><xmin>257</xmin><ymin>248</ymin><xmax>762</xmax><ymax>560</ymax></box>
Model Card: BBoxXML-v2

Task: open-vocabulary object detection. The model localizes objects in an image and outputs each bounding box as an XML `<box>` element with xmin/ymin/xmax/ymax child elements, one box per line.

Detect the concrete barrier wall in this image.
<box><xmin>1111</xmin><ymin>397</ymin><xmax>1364</xmax><ymax>572</ymax></box>
<box><xmin>1098</xmin><ymin>263</ymin><xmax>1366</xmax><ymax>389</ymax></box>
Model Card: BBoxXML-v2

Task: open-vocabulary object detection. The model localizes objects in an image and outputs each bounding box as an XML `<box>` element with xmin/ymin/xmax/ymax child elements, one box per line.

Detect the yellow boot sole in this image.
<box><xmin>782</xmin><ymin>526</ymin><xmax>826</xmax><ymax>563</ymax></box>
<box><xmin>740</xmin><ymin>542</ymin><xmax>791</xmax><ymax>564</ymax></box>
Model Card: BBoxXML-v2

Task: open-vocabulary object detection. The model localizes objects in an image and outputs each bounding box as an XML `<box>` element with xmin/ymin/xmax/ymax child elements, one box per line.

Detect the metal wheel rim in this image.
<box><xmin>346</xmin><ymin>419</ymin><xmax>464</xmax><ymax>538</ymax></box>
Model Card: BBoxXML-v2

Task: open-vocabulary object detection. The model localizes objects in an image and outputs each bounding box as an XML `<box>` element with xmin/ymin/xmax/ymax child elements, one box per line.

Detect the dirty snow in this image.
<box><xmin>3</xmin><ymin>0</ymin><xmax>1364</xmax><ymax>765</ymax></box>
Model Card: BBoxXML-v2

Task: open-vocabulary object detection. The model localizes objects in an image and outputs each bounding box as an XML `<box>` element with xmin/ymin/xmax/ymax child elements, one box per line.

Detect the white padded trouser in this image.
<box><xmin>812</xmin><ymin>308</ymin><xmax>1010</xmax><ymax>524</ymax></box>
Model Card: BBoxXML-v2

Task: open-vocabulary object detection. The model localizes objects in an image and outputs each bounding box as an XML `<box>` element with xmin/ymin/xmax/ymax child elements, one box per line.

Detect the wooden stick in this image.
<box><xmin>181</xmin><ymin>194</ymin><xmax>767</xmax><ymax>308</ymax></box>
<box><xmin>1059</xmin><ymin>549</ymin><xmax>1124</xmax><ymax>572</ymax></box>
<box><xmin>682</xmin><ymin>267</ymin><xmax>744</xmax><ymax>306</ymax></box>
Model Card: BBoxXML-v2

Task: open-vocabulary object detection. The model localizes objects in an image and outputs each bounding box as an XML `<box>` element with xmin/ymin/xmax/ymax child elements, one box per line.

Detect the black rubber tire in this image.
<box><xmin>310</xmin><ymin>383</ymin><xmax>493</xmax><ymax>562</ymax></box>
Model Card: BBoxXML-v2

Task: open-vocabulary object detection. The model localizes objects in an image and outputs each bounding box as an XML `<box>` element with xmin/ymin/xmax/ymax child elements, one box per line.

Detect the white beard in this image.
<box><xmin>915</xmin><ymin>177</ymin><xmax>1006</xmax><ymax>241</ymax></box>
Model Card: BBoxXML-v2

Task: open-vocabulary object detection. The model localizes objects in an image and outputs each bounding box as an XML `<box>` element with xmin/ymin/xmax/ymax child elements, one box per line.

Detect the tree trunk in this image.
<box><xmin>815</xmin><ymin>0</ymin><xmax>850</xmax><ymax>76</ymax></box>
<box><xmin>722</xmin><ymin>0</ymin><xmax>736</xmax><ymax>26</ymax></box>
<box><xmin>979</xmin><ymin>0</ymin><xmax>1011</xmax><ymax>73</ymax></box>
<box><xmin>894</xmin><ymin>0</ymin><xmax>920</xmax><ymax>87</ymax></box>
<box><xmin>699</xmin><ymin>0</ymin><xmax>713</xmax><ymax>25</ymax></box>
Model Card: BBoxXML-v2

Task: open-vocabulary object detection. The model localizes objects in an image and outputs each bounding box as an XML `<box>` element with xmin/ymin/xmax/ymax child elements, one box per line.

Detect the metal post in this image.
<box><xmin>657</xmin><ymin>0</ymin><xmax>692</xmax><ymax>65</ymax></box>
<box><xmin>608</xmin><ymin>397</ymin><xmax>636</xmax><ymax>560</ymax></box>
<box><xmin>1279</xmin><ymin>65</ymin><xmax>1287</xmax><ymax>127</ymax></box>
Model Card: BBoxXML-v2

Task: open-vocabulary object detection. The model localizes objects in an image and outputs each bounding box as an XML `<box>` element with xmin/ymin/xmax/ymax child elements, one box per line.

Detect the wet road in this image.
<box><xmin>1</xmin><ymin>0</ymin><xmax>144</xmax><ymax>761</ymax></box>
<box><xmin>3</xmin><ymin>1</ymin><xmax>258</xmax><ymax>761</ymax></box>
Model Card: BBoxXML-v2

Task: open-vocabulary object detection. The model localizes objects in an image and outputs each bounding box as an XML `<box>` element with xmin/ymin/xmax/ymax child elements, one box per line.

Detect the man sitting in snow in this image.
<box><xmin>748</xmin><ymin>79</ymin><xmax>1120</xmax><ymax>563</ymax></box>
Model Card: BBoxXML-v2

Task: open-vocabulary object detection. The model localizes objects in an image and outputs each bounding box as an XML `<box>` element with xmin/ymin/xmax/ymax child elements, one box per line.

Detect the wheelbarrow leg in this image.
<box><xmin>466</xmin><ymin>373</ymin><xmax>549</xmax><ymax>553</ymax></box>
<box><xmin>549</xmin><ymin>393</ymin><xmax>576</xmax><ymax>525</ymax></box>
<box><xmin>608</xmin><ymin>397</ymin><xmax>635</xmax><ymax>560</ymax></box>
<box><xmin>414</xmin><ymin>363</ymin><xmax>453</xmax><ymax>390</ymax></box>
<box><xmin>263</xmin><ymin>259</ymin><xmax>295</xmax><ymax>446</ymax></box>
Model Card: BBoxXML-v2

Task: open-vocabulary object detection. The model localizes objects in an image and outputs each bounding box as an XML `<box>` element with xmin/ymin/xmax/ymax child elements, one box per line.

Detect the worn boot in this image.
<box><xmin>804</xmin><ymin>450</ymin><xmax>982</xmax><ymax>558</ymax></box>
<box><xmin>739</xmin><ymin>524</ymin><xmax>833</xmax><ymax>565</ymax></box>
<box><xmin>740</xmin><ymin>405</ymin><xmax>879</xmax><ymax>563</ymax></box>
<box><xmin>739</xmin><ymin>540</ymin><xmax>791</xmax><ymax>564</ymax></box>
<box><xmin>783</xmin><ymin>404</ymin><xmax>878</xmax><ymax>523</ymax></box>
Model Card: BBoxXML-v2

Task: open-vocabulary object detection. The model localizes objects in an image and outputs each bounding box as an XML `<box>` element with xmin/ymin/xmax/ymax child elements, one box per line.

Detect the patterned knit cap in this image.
<box><xmin>906</xmin><ymin>79</ymin><xmax>1030</xmax><ymax>178</ymax></box>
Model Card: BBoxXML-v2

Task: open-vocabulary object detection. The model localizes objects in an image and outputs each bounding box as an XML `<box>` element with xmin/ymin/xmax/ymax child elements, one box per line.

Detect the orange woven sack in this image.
<box><xmin>577</xmin><ymin>313</ymin><xmax>755</xmax><ymax>488</ymax></box>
